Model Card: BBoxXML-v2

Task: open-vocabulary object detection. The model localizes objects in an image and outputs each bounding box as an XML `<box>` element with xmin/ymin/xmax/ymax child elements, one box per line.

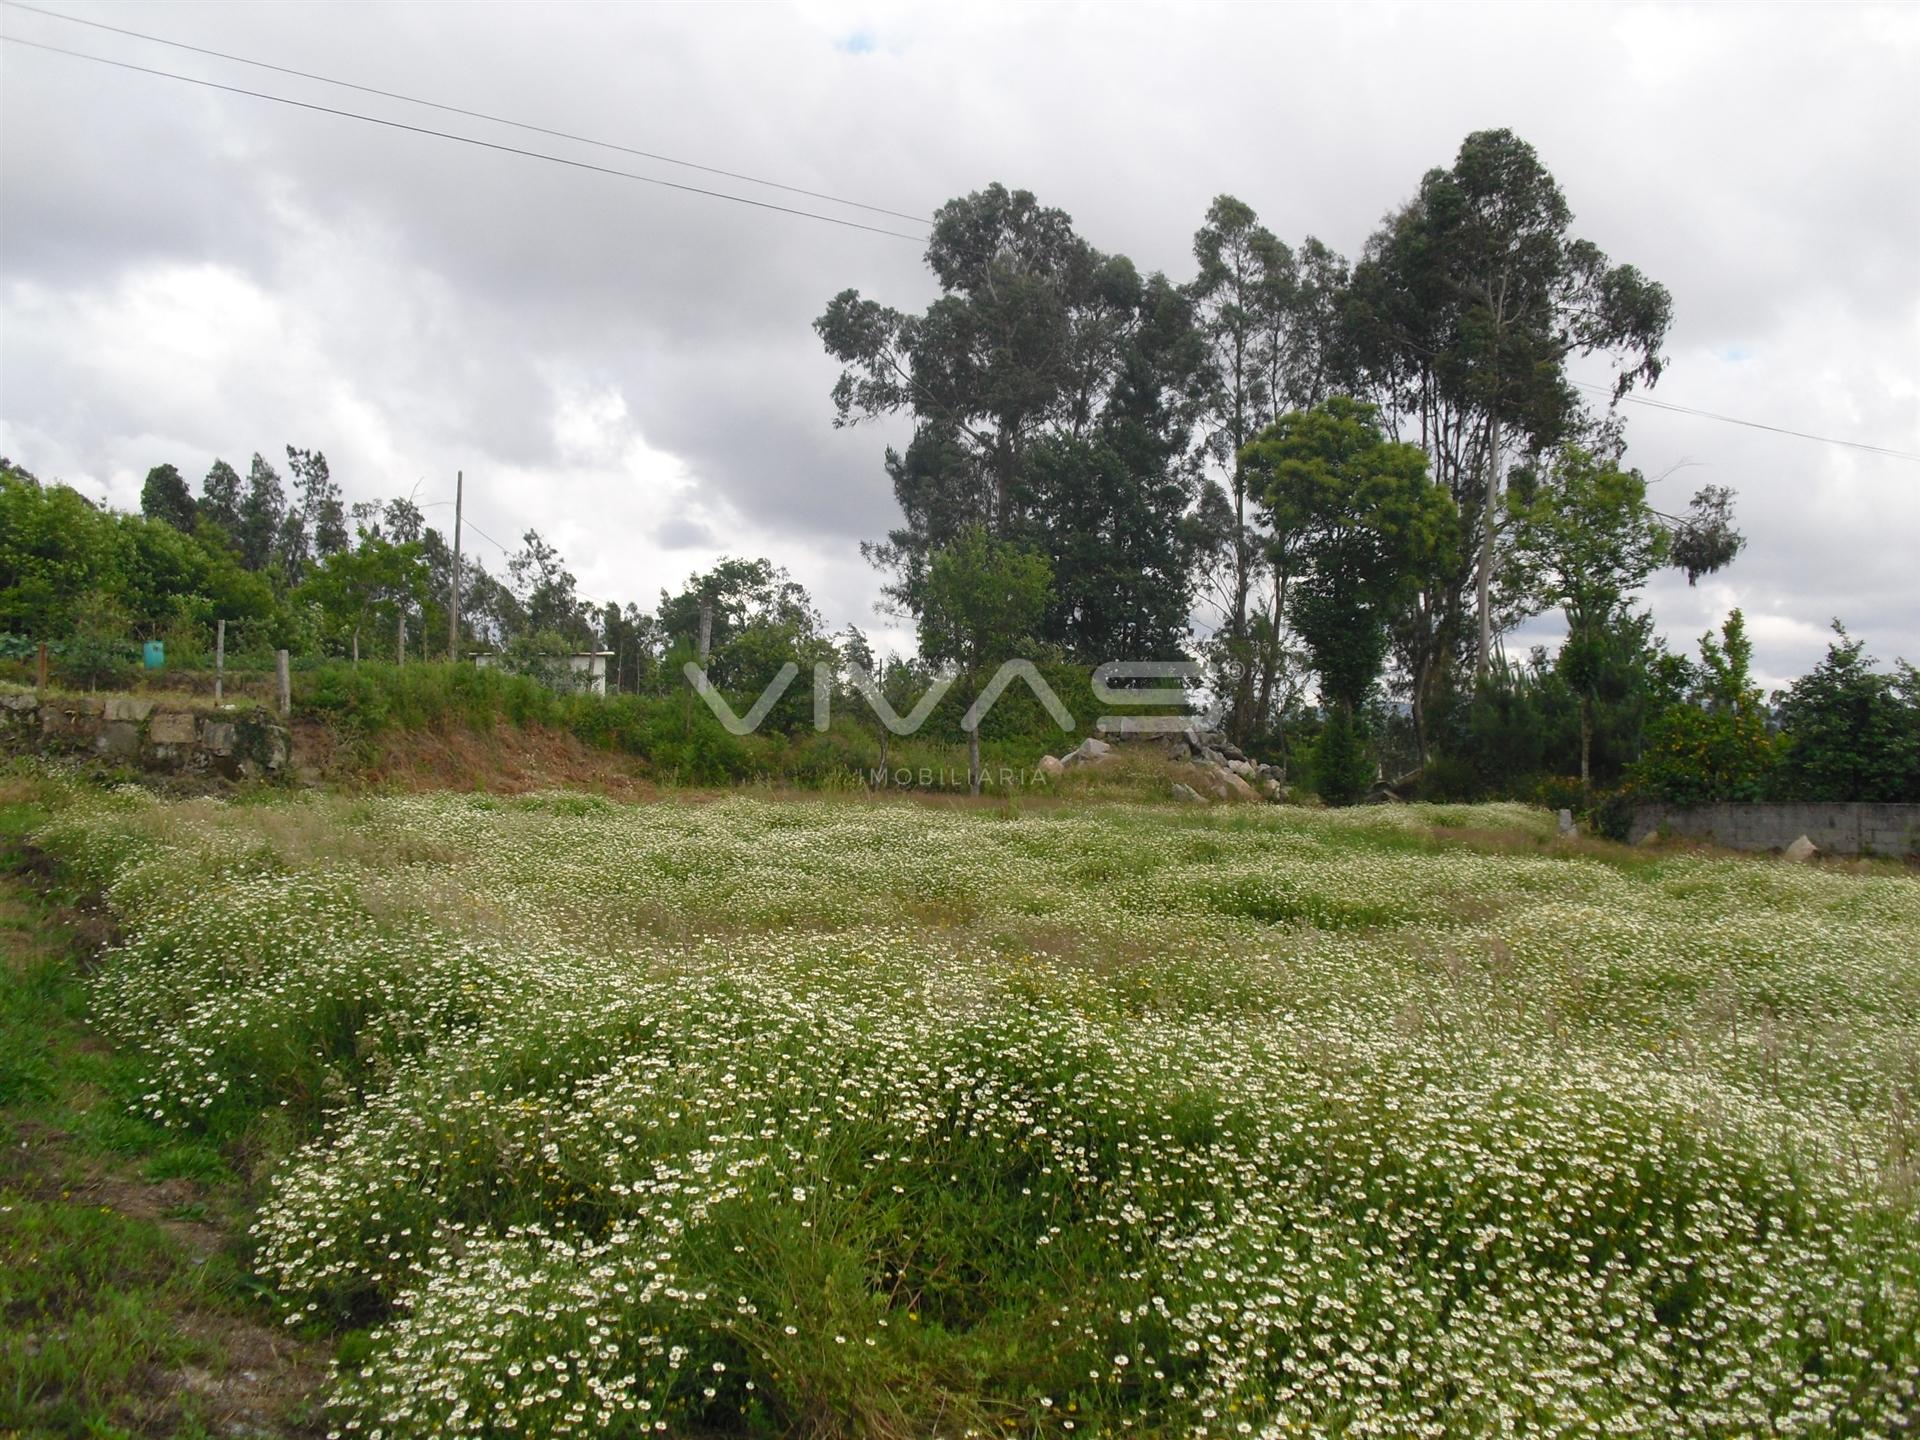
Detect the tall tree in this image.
<box><xmin>1348</xmin><ymin>129</ymin><xmax>1672</xmax><ymax>736</ymax></box>
<box><xmin>1188</xmin><ymin>196</ymin><xmax>1290</xmax><ymax>737</ymax></box>
<box><xmin>199</xmin><ymin>458</ymin><xmax>243</xmax><ymax>539</ymax></box>
<box><xmin>236</xmin><ymin>453</ymin><xmax>286</xmax><ymax>573</ymax></box>
<box><xmin>140</xmin><ymin>464</ymin><xmax>197</xmax><ymax>531</ymax></box>
<box><xmin>507</xmin><ymin>529</ymin><xmax>589</xmax><ymax>644</ymax></box>
<box><xmin>918</xmin><ymin>524</ymin><xmax>1053</xmax><ymax>795</ymax></box>
<box><xmin>1243</xmin><ymin>398</ymin><xmax>1455</xmax><ymax>803</ymax></box>
<box><xmin>818</xmin><ymin>184</ymin><xmax>1198</xmax><ymax>631</ymax></box>
<box><xmin>287</xmin><ymin>447</ymin><xmax>349</xmax><ymax>559</ymax></box>
<box><xmin>1507</xmin><ymin>446</ymin><xmax>1668</xmax><ymax>793</ymax></box>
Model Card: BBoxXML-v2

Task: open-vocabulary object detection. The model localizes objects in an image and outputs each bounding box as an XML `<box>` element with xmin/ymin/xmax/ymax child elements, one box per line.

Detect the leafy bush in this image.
<box><xmin>1773</xmin><ymin>624</ymin><xmax>1920</xmax><ymax>803</ymax></box>
<box><xmin>1312</xmin><ymin>709</ymin><xmax>1374</xmax><ymax>806</ymax></box>
<box><xmin>1631</xmin><ymin>611</ymin><xmax>1776</xmax><ymax>805</ymax></box>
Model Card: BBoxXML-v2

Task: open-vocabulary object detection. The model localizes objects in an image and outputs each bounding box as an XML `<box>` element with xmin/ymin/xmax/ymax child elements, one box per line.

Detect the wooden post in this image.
<box><xmin>448</xmin><ymin>469</ymin><xmax>462</xmax><ymax>661</ymax></box>
<box><xmin>276</xmin><ymin>649</ymin><xmax>291</xmax><ymax>718</ymax></box>
<box><xmin>397</xmin><ymin>611</ymin><xmax>406</xmax><ymax>666</ymax></box>
<box><xmin>36</xmin><ymin>641</ymin><xmax>49</xmax><ymax>690</ymax></box>
<box><xmin>214</xmin><ymin>619</ymin><xmax>225</xmax><ymax>705</ymax></box>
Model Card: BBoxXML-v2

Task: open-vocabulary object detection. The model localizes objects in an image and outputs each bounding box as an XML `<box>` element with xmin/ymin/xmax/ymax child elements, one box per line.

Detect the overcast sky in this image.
<box><xmin>2</xmin><ymin>0</ymin><xmax>1916</xmax><ymax>687</ymax></box>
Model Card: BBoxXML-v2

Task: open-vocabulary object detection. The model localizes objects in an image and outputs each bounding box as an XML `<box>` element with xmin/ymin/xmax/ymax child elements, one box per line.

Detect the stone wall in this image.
<box><xmin>1629</xmin><ymin>801</ymin><xmax>1920</xmax><ymax>857</ymax></box>
<box><xmin>0</xmin><ymin>689</ymin><xmax>291</xmax><ymax>781</ymax></box>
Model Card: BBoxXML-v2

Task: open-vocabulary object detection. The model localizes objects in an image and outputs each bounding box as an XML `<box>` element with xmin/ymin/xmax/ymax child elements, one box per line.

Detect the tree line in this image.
<box><xmin>3</xmin><ymin>127</ymin><xmax>1913</xmax><ymax>808</ymax></box>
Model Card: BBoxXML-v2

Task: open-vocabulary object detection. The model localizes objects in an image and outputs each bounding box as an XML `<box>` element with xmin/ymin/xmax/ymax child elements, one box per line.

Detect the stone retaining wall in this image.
<box><xmin>1629</xmin><ymin>801</ymin><xmax>1920</xmax><ymax>857</ymax></box>
<box><xmin>0</xmin><ymin>689</ymin><xmax>291</xmax><ymax>780</ymax></box>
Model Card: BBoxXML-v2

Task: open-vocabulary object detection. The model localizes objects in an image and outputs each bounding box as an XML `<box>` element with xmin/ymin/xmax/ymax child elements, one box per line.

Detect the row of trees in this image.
<box><xmin>818</xmin><ymin>130</ymin><xmax>1748</xmax><ymax>795</ymax></box>
<box><xmin>5</xmin><ymin>126</ymin><xmax>1908</xmax><ymax>806</ymax></box>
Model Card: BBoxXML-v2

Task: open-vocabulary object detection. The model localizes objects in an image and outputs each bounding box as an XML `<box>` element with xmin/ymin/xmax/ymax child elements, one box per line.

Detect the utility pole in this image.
<box><xmin>448</xmin><ymin>469</ymin><xmax>463</xmax><ymax>662</ymax></box>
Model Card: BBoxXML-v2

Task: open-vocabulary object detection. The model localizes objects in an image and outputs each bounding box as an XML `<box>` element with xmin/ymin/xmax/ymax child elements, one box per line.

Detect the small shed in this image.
<box><xmin>471</xmin><ymin>650</ymin><xmax>615</xmax><ymax>696</ymax></box>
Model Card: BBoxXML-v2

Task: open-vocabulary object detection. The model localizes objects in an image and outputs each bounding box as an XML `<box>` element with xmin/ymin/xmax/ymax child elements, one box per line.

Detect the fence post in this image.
<box><xmin>214</xmin><ymin>619</ymin><xmax>225</xmax><ymax>705</ymax></box>
<box><xmin>276</xmin><ymin>649</ymin><xmax>291</xmax><ymax>718</ymax></box>
<box><xmin>36</xmin><ymin>642</ymin><xmax>49</xmax><ymax>690</ymax></box>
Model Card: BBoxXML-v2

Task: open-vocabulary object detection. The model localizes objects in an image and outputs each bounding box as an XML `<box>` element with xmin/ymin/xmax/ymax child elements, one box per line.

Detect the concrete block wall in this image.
<box><xmin>0</xmin><ymin>689</ymin><xmax>291</xmax><ymax>780</ymax></box>
<box><xmin>1629</xmin><ymin>801</ymin><xmax>1920</xmax><ymax>857</ymax></box>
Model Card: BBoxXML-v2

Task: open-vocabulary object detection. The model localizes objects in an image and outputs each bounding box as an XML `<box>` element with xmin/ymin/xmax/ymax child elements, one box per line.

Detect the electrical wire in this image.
<box><xmin>1575</xmin><ymin>382</ymin><xmax>1920</xmax><ymax>463</ymax></box>
<box><xmin>0</xmin><ymin>33</ymin><xmax>928</xmax><ymax>243</ymax></box>
<box><xmin>0</xmin><ymin>0</ymin><xmax>931</xmax><ymax>227</ymax></box>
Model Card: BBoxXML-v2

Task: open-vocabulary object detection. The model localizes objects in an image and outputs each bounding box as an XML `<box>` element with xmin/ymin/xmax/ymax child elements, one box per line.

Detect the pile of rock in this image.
<box><xmin>1160</xmin><ymin>726</ymin><xmax>1286</xmax><ymax>804</ymax></box>
<box><xmin>1035</xmin><ymin>728</ymin><xmax>1288</xmax><ymax>806</ymax></box>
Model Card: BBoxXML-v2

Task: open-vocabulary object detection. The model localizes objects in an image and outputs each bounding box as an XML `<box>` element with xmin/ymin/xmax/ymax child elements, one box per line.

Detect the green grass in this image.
<box><xmin>17</xmin><ymin>780</ymin><xmax>1919</xmax><ymax>1436</ymax></box>
<box><xmin>0</xmin><ymin>777</ymin><xmax>324</xmax><ymax>1438</ymax></box>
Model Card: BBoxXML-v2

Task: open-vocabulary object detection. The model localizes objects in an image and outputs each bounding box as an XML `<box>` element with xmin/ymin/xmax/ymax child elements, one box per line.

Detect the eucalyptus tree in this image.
<box><xmin>1188</xmin><ymin>198</ymin><xmax>1355</xmax><ymax>741</ymax></box>
<box><xmin>1348</xmin><ymin>129</ymin><xmax>1672</xmax><ymax>744</ymax></box>
<box><xmin>817</xmin><ymin>184</ymin><xmax>1200</xmax><ymax>645</ymax></box>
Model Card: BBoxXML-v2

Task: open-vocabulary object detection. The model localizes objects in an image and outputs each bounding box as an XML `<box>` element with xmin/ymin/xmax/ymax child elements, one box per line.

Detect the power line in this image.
<box><xmin>5</xmin><ymin>18</ymin><xmax>1908</xmax><ymax>465</ymax></box>
<box><xmin>1574</xmin><ymin>382</ymin><xmax>1920</xmax><ymax>463</ymax></box>
<box><xmin>0</xmin><ymin>0</ymin><xmax>931</xmax><ymax>228</ymax></box>
<box><xmin>0</xmin><ymin>33</ymin><xmax>929</xmax><ymax>244</ymax></box>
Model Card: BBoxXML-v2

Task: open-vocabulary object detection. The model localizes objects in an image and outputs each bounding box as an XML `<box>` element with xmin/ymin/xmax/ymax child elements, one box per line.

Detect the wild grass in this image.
<box><xmin>0</xmin><ymin>777</ymin><xmax>326</xmax><ymax>1438</ymax></box>
<box><xmin>22</xmin><ymin>781</ymin><xmax>1920</xmax><ymax>1437</ymax></box>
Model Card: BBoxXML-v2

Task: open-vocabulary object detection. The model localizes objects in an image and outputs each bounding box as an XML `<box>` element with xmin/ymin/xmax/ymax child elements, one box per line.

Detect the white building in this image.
<box><xmin>470</xmin><ymin>650</ymin><xmax>615</xmax><ymax>696</ymax></box>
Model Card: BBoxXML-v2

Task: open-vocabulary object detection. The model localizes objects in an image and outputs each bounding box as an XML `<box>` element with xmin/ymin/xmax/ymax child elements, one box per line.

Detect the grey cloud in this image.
<box><xmin>2</xmin><ymin>0</ymin><xmax>1915</xmax><ymax>663</ymax></box>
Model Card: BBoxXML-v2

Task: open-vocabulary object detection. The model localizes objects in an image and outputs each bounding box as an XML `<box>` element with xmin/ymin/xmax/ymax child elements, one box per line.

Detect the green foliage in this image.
<box><xmin>1507</xmin><ymin>446</ymin><xmax>1669</xmax><ymax>788</ymax></box>
<box><xmin>1311</xmin><ymin>707</ymin><xmax>1374</xmax><ymax>806</ymax></box>
<box><xmin>1774</xmin><ymin>625</ymin><xmax>1920</xmax><ymax>802</ymax></box>
<box><xmin>817</xmin><ymin>183</ymin><xmax>1200</xmax><ymax>640</ymax></box>
<box><xmin>138</xmin><ymin>463</ymin><xmax>196</xmax><ymax>531</ymax></box>
<box><xmin>1632</xmin><ymin>611</ymin><xmax>1777</xmax><ymax>804</ymax></box>
<box><xmin>1245</xmin><ymin>397</ymin><xmax>1453</xmax><ymax>713</ymax></box>
<box><xmin>918</xmin><ymin>525</ymin><xmax>1053</xmax><ymax>676</ymax></box>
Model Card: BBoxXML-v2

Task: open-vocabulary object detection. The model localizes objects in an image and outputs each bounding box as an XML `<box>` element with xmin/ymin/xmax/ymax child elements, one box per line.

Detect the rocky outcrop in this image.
<box><xmin>1127</xmin><ymin>725</ymin><xmax>1290</xmax><ymax>806</ymax></box>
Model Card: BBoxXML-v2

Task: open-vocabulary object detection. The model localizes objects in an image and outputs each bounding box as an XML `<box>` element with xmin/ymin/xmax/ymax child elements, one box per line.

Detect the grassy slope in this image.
<box><xmin>0</xmin><ymin>777</ymin><xmax>325</xmax><ymax>1439</ymax></box>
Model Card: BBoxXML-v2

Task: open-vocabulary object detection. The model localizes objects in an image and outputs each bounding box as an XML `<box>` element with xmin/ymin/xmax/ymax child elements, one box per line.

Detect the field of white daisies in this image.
<box><xmin>34</xmin><ymin>785</ymin><xmax>1920</xmax><ymax>1438</ymax></box>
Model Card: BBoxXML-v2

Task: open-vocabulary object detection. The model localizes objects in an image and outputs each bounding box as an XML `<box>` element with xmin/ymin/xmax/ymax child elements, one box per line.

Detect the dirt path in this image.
<box><xmin>0</xmin><ymin>800</ymin><xmax>329</xmax><ymax>1438</ymax></box>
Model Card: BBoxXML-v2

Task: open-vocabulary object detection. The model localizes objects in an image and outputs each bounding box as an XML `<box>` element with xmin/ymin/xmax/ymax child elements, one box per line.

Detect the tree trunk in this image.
<box><xmin>1579</xmin><ymin>692</ymin><xmax>1593</xmax><ymax>799</ymax></box>
<box><xmin>352</xmin><ymin>628</ymin><xmax>360</xmax><ymax>666</ymax></box>
<box><xmin>967</xmin><ymin>725</ymin><xmax>982</xmax><ymax>797</ymax></box>
<box><xmin>1477</xmin><ymin>413</ymin><xmax>1501</xmax><ymax>682</ymax></box>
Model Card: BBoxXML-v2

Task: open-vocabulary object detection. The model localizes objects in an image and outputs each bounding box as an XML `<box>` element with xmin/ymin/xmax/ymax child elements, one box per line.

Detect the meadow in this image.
<box><xmin>23</xmin><ymin>784</ymin><xmax>1920</xmax><ymax>1437</ymax></box>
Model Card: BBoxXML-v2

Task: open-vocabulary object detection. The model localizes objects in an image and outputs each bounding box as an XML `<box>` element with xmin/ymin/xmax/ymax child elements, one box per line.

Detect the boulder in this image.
<box><xmin>1259</xmin><ymin>776</ymin><xmax>1286</xmax><ymax>802</ymax></box>
<box><xmin>1226</xmin><ymin>758</ymin><xmax>1258</xmax><ymax>781</ymax></box>
<box><xmin>104</xmin><ymin>696</ymin><xmax>155</xmax><ymax>723</ymax></box>
<box><xmin>1556</xmin><ymin>808</ymin><xmax>1576</xmax><ymax>838</ymax></box>
<box><xmin>1169</xmin><ymin>782</ymin><xmax>1206</xmax><ymax>804</ymax></box>
<box><xmin>1037</xmin><ymin>754</ymin><xmax>1066</xmax><ymax>779</ymax></box>
<box><xmin>1783</xmin><ymin>834</ymin><xmax>1819</xmax><ymax>863</ymax></box>
<box><xmin>1195</xmin><ymin>766</ymin><xmax>1259</xmax><ymax>803</ymax></box>
<box><xmin>1221</xmin><ymin>742</ymin><xmax>1247</xmax><ymax>762</ymax></box>
<box><xmin>1062</xmin><ymin>736</ymin><xmax>1113</xmax><ymax>768</ymax></box>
